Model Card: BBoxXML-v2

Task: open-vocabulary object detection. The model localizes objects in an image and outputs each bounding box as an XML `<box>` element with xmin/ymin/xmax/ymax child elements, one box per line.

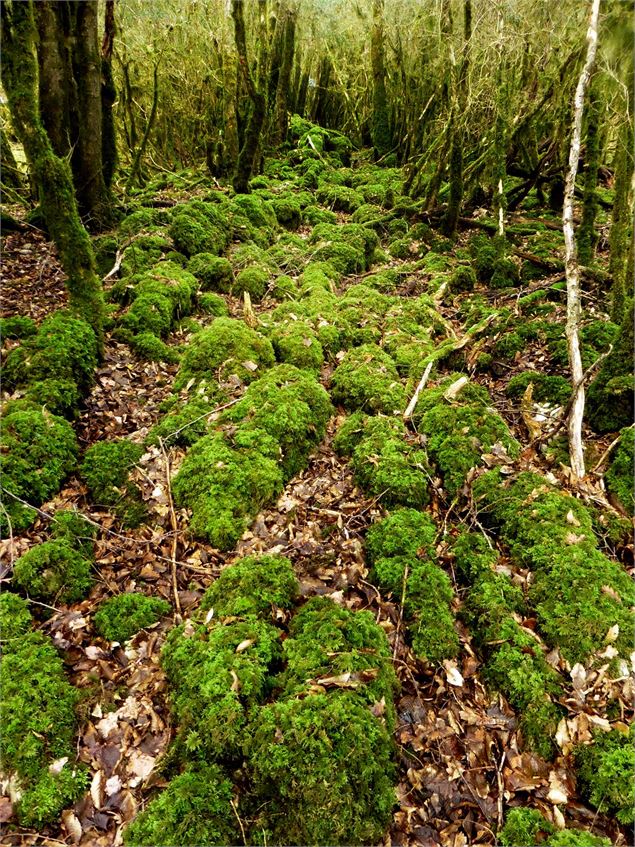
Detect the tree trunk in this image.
<box><xmin>370</xmin><ymin>0</ymin><xmax>391</xmax><ymax>159</ymax></box>
<box><xmin>101</xmin><ymin>0</ymin><xmax>117</xmax><ymax>189</ymax></box>
<box><xmin>562</xmin><ymin>0</ymin><xmax>601</xmax><ymax>481</ymax></box>
<box><xmin>609</xmin><ymin>117</ymin><xmax>634</xmax><ymax>322</ymax></box>
<box><xmin>577</xmin><ymin>77</ymin><xmax>601</xmax><ymax>265</ymax></box>
<box><xmin>0</xmin><ymin>123</ymin><xmax>24</xmax><ymax>191</ymax></box>
<box><xmin>271</xmin><ymin>9</ymin><xmax>296</xmax><ymax>147</ymax></box>
<box><xmin>2</xmin><ymin>0</ymin><xmax>105</xmax><ymax>345</ymax></box>
<box><xmin>35</xmin><ymin>2</ymin><xmax>72</xmax><ymax>158</ymax></box>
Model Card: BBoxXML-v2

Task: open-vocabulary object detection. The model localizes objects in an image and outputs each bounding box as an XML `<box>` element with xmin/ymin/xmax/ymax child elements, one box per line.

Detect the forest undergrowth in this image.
<box><xmin>1</xmin><ymin>119</ymin><xmax>633</xmax><ymax>847</ymax></box>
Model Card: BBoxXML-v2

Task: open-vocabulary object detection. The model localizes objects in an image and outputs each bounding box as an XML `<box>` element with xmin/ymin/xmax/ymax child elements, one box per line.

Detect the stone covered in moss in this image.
<box><xmin>201</xmin><ymin>554</ymin><xmax>298</xmax><ymax>618</ymax></box>
<box><xmin>270</xmin><ymin>321</ymin><xmax>324</xmax><ymax>373</ymax></box>
<box><xmin>586</xmin><ymin>299</ymin><xmax>634</xmax><ymax>433</ymax></box>
<box><xmin>3</xmin><ymin>310</ymin><xmax>97</xmax><ymax>397</ymax></box>
<box><xmin>187</xmin><ymin>253</ymin><xmax>233</xmax><ymax>292</ymax></box>
<box><xmin>0</xmin><ymin>592</ymin><xmax>33</xmax><ymax>641</ymax></box>
<box><xmin>22</xmin><ymin>378</ymin><xmax>82</xmax><ymax>419</ymax></box>
<box><xmin>174</xmin><ymin>317</ymin><xmax>275</xmax><ymax>392</ymax></box>
<box><xmin>331</xmin><ymin>344</ymin><xmax>406</xmax><ymax>414</ymax></box>
<box><xmin>197</xmin><ymin>292</ymin><xmax>228</xmax><ymax>317</ymax></box>
<box><xmin>315</xmin><ymin>183</ymin><xmax>363</xmax><ymax>213</ymax></box>
<box><xmin>119</xmin><ymin>290</ymin><xmax>172</xmax><ymax>338</ymax></box>
<box><xmin>0</xmin><ymin>314</ymin><xmax>37</xmax><ymax>339</ymax></box>
<box><xmin>81</xmin><ymin>440</ymin><xmax>146</xmax><ymax>527</ymax></box>
<box><xmin>51</xmin><ymin>509</ymin><xmax>97</xmax><ymax>555</ymax></box>
<box><xmin>506</xmin><ymin>372</ymin><xmax>571</xmax><ymax>406</ymax></box>
<box><xmin>123</xmin><ymin>765</ymin><xmax>239</xmax><ymax>847</ymax></box>
<box><xmin>605</xmin><ymin>427</ymin><xmax>634</xmax><ymax>515</ymax></box>
<box><xmin>169</xmin><ymin>201</ymin><xmax>230</xmax><ymax>257</ymax></box>
<box><xmin>0</xmin><ymin>621</ymin><xmax>87</xmax><ymax>827</ymax></box>
<box><xmin>94</xmin><ymin>593</ymin><xmax>171</xmax><ymax>642</ymax></box>
<box><xmin>414</xmin><ymin>376</ymin><xmax>519</xmax><ymax>497</ymax></box>
<box><xmin>575</xmin><ymin>726</ymin><xmax>634</xmax><ymax>825</ymax></box>
<box><xmin>147</xmin><ymin>396</ymin><xmax>216</xmax><ymax>448</ymax></box>
<box><xmin>449</xmin><ymin>264</ymin><xmax>476</xmax><ymax>293</ymax></box>
<box><xmin>120</xmin><ymin>233</ymin><xmax>171</xmax><ymax>276</ymax></box>
<box><xmin>490</xmin><ymin>255</ymin><xmax>520</xmax><ymax>289</ymax></box>
<box><xmin>233</xmin><ymin>265</ymin><xmax>270</xmax><ymax>300</ymax></box>
<box><xmin>247</xmin><ymin>692</ymin><xmax>395</xmax><ymax>846</ymax></box>
<box><xmin>172</xmin><ymin>429</ymin><xmax>283</xmax><ymax>550</ymax></box>
<box><xmin>221</xmin><ymin>364</ymin><xmax>332</xmax><ymax>478</ymax></box>
<box><xmin>13</xmin><ymin>539</ymin><xmax>93</xmax><ymax>604</ymax></box>
<box><xmin>129</xmin><ymin>332</ymin><xmax>180</xmax><ymax>363</ymax></box>
<box><xmin>365</xmin><ymin>508</ymin><xmax>437</xmax><ymax>564</ymax></box>
<box><xmin>271</xmin><ymin>196</ymin><xmax>302</xmax><ymax>230</ymax></box>
<box><xmin>0</xmin><ymin>406</ymin><xmax>78</xmax><ymax>534</ymax></box>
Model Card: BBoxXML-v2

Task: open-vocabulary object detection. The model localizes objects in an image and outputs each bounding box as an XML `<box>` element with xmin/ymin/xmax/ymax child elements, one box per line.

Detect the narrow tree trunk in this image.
<box><xmin>1</xmin><ymin>0</ymin><xmax>105</xmax><ymax>344</ymax></box>
<box><xmin>562</xmin><ymin>0</ymin><xmax>601</xmax><ymax>480</ymax></box>
<box><xmin>1</xmin><ymin>123</ymin><xmax>24</xmax><ymax>191</ymax></box>
<box><xmin>125</xmin><ymin>62</ymin><xmax>159</xmax><ymax>193</ymax></box>
<box><xmin>609</xmin><ymin>117</ymin><xmax>634</xmax><ymax>322</ymax></box>
<box><xmin>370</xmin><ymin>0</ymin><xmax>391</xmax><ymax>159</ymax></box>
<box><xmin>35</xmin><ymin>2</ymin><xmax>71</xmax><ymax>158</ymax></box>
<box><xmin>101</xmin><ymin>0</ymin><xmax>117</xmax><ymax>189</ymax></box>
<box><xmin>271</xmin><ymin>9</ymin><xmax>296</xmax><ymax>147</ymax></box>
<box><xmin>577</xmin><ymin>78</ymin><xmax>601</xmax><ymax>265</ymax></box>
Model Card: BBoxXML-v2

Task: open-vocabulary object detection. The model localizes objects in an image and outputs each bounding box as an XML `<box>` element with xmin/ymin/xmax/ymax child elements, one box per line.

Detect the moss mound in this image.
<box><xmin>168</xmin><ymin>202</ymin><xmax>229</xmax><ymax>257</ymax></box>
<box><xmin>94</xmin><ymin>593</ymin><xmax>171</xmax><ymax>642</ymax></box>
<box><xmin>123</xmin><ymin>765</ymin><xmax>239</xmax><ymax>847</ymax></box>
<box><xmin>605</xmin><ymin>427</ymin><xmax>634</xmax><ymax>514</ymax></box>
<box><xmin>0</xmin><ymin>314</ymin><xmax>37</xmax><ymax>339</ymax></box>
<box><xmin>233</xmin><ymin>265</ymin><xmax>270</xmax><ymax>299</ymax></box>
<box><xmin>1</xmin><ymin>406</ymin><xmax>78</xmax><ymax>534</ymax></box>
<box><xmin>200</xmin><ymin>554</ymin><xmax>298</xmax><ymax>618</ymax></box>
<box><xmin>187</xmin><ymin>254</ymin><xmax>233</xmax><ymax>292</ymax></box>
<box><xmin>575</xmin><ymin>726</ymin><xmax>634</xmax><ymax>825</ymax></box>
<box><xmin>366</xmin><ymin>508</ymin><xmax>437</xmax><ymax>563</ymax></box>
<box><xmin>81</xmin><ymin>440</ymin><xmax>146</xmax><ymax>527</ymax></box>
<box><xmin>270</xmin><ymin>321</ymin><xmax>324</xmax><ymax>374</ymax></box>
<box><xmin>0</xmin><ymin>592</ymin><xmax>33</xmax><ymax>641</ymax></box>
<box><xmin>13</xmin><ymin>539</ymin><xmax>93</xmax><ymax>604</ymax></box>
<box><xmin>586</xmin><ymin>299</ymin><xmax>633</xmax><ymax>433</ymax></box>
<box><xmin>331</xmin><ymin>344</ymin><xmax>406</xmax><ymax>414</ymax></box>
<box><xmin>147</xmin><ymin>396</ymin><xmax>216</xmax><ymax>448</ymax></box>
<box><xmin>499</xmin><ymin>808</ymin><xmax>611</xmax><ymax>847</ymax></box>
<box><xmin>506</xmin><ymin>372</ymin><xmax>571</xmax><ymax>406</ymax></box>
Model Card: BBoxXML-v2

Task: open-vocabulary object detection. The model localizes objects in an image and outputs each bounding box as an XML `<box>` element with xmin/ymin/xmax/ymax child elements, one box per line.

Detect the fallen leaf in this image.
<box><xmin>235</xmin><ymin>639</ymin><xmax>254</xmax><ymax>653</ymax></box>
<box><xmin>129</xmin><ymin>751</ymin><xmax>156</xmax><ymax>780</ymax></box>
<box><xmin>443</xmin><ymin>660</ymin><xmax>464</xmax><ymax>687</ymax></box>
<box><xmin>61</xmin><ymin>809</ymin><xmax>82</xmax><ymax>843</ymax></box>
<box><xmin>547</xmin><ymin>771</ymin><xmax>568</xmax><ymax>805</ymax></box>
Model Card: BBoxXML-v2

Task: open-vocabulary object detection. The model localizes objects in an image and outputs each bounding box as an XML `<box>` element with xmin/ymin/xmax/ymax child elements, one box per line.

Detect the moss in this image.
<box><xmin>174</xmin><ymin>317</ymin><xmax>275</xmax><ymax>392</ymax></box>
<box><xmin>233</xmin><ymin>265</ymin><xmax>270</xmax><ymax>300</ymax></box>
<box><xmin>0</xmin><ymin>406</ymin><xmax>78</xmax><ymax>534</ymax></box>
<box><xmin>347</xmin><ymin>415</ymin><xmax>430</xmax><ymax>508</ymax></box>
<box><xmin>197</xmin><ymin>292</ymin><xmax>228</xmax><ymax>316</ymax></box>
<box><xmin>123</xmin><ymin>765</ymin><xmax>239</xmax><ymax>847</ymax></box>
<box><xmin>414</xmin><ymin>376</ymin><xmax>519</xmax><ymax>497</ymax></box>
<box><xmin>94</xmin><ymin>593</ymin><xmax>170</xmax><ymax>642</ymax></box>
<box><xmin>309</xmin><ymin>222</ymin><xmax>377</xmax><ymax>274</ymax></box>
<box><xmin>506</xmin><ymin>372</ymin><xmax>571</xmax><ymax>406</ymax></box>
<box><xmin>172</xmin><ymin>429</ymin><xmax>283</xmax><ymax>550</ymax></box>
<box><xmin>0</xmin><ymin>591</ymin><xmax>33</xmax><ymax>641</ymax></box>
<box><xmin>247</xmin><ymin>692</ymin><xmax>395</xmax><ymax>846</ymax></box>
<box><xmin>302</xmin><ymin>204</ymin><xmax>337</xmax><ymax>225</ymax></box>
<box><xmin>0</xmin><ymin>314</ymin><xmax>37</xmax><ymax>339</ymax></box>
<box><xmin>221</xmin><ymin>364</ymin><xmax>332</xmax><ymax>478</ymax></box>
<box><xmin>331</xmin><ymin>344</ymin><xmax>405</xmax><ymax>414</ymax></box>
<box><xmin>3</xmin><ymin>310</ymin><xmax>97</xmax><ymax>396</ymax></box>
<box><xmin>147</xmin><ymin>396</ymin><xmax>217</xmax><ymax>448</ymax></box>
<box><xmin>491</xmin><ymin>256</ymin><xmax>520</xmax><ymax>289</ymax></box>
<box><xmin>499</xmin><ymin>808</ymin><xmax>553</xmax><ymax>846</ymax></box>
<box><xmin>332</xmin><ymin>410</ymin><xmax>369</xmax><ymax>456</ymax></box>
<box><xmin>187</xmin><ymin>254</ymin><xmax>233</xmax><ymax>292</ymax></box>
<box><xmin>13</xmin><ymin>539</ymin><xmax>92</xmax><ymax>603</ymax></box>
<box><xmin>271</xmin><ymin>273</ymin><xmax>297</xmax><ymax>299</ymax></box>
<box><xmin>23</xmin><ymin>378</ymin><xmax>82</xmax><ymax>419</ymax></box>
<box><xmin>272</xmin><ymin>196</ymin><xmax>302</xmax><ymax>230</ymax></box>
<box><xmin>93</xmin><ymin>235</ymin><xmax>118</xmax><ymax>277</ymax></box>
<box><xmin>364</xmin><ymin>269</ymin><xmax>399</xmax><ymax>292</ymax></box>
<box><xmin>575</xmin><ymin>726</ymin><xmax>634</xmax><ymax>825</ymax></box>
<box><xmin>388</xmin><ymin>237</ymin><xmax>414</xmax><ymax>259</ymax></box>
<box><xmin>586</xmin><ymin>299</ymin><xmax>634</xmax><ymax>432</ymax></box>
<box><xmin>129</xmin><ymin>332</ymin><xmax>180</xmax><ymax>363</ymax></box>
<box><xmin>315</xmin><ymin>184</ymin><xmax>363</xmax><ymax>213</ymax></box>
<box><xmin>119</xmin><ymin>291</ymin><xmax>172</xmax><ymax>338</ymax></box>
<box><xmin>0</xmin><ymin>627</ymin><xmax>85</xmax><ymax>826</ymax></box>
<box><xmin>469</xmin><ymin>233</ymin><xmax>498</xmax><ymax>282</ymax></box>
<box><xmin>120</xmin><ymin>234</ymin><xmax>171</xmax><ymax>276</ymax></box>
<box><xmin>271</xmin><ymin>321</ymin><xmax>324</xmax><ymax>374</ymax></box>
<box><xmin>162</xmin><ymin>615</ymin><xmax>282</xmax><ymax>760</ymax></box>
<box><xmin>449</xmin><ymin>264</ymin><xmax>476</xmax><ymax>293</ymax></box>
<box><xmin>605</xmin><ymin>427</ymin><xmax>634</xmax><ymax>514</ymax></box>
<box><xmin>169</xmin><ymin>202</ymin><xmax>230</xmax><ymax>258</ymax></box>
<box><xmin>365</xmin><ymin>509</ymin><xmax>437</xmax><ymax>564</ymax></box>
<box><xmin>51</xmin><ymin>509</ymin><xmax>97</xmax><ymax>556</ymax></box>
<box><xmin>547</xmin><ymin>831</ymin><xmax>611</xmax><ymax>846</ymax></box>
<box><xmin>231</xmin><ymin>194</ymin><xmax>277</xmax><ymax>230</ymax></box>
<box><xmin>81</xmin><ymin>440</ymin><xmax>146</xmax><ymax>527</ymax></box>
<box><xmin>119</xmin><ymin>208</ymin><xmax>161</xmax><ymax>237</ymax></box>
<box><xmin>200</xmin><ymin>554</ymin><xmax>298</xmax><ymax>618</ymax></box>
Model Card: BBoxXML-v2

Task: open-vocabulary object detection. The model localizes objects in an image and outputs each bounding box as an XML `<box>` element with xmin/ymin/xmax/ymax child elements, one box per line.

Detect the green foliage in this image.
<box><xmin>506</xmin><ymin>372</ymin><xmax>571</xmax><ymax>406</ymax></box>
<box><xmin>3</xmin><ymin>310</ymin><xmax>97</xmax><ymax>396</ymax></box>
<box><xmin>120</xmin><ymin>234</ymin><xmax>171</xmax><ymax>276</ymax></box>
<box><xmin>187</xmin><ymin>254</ymin><xmax>233</xmax><ymax>292</ymax></box>
<box><xmin>94</xmin><ymin>593</ymin><xmax>171</xmax><ymax>642</ymax></box>
<box><xmin>13</xmin><ymin>539</ymin><xmax>93</xmax><ymax>603</ymax></box>
<box><xmin>331</xmin><ymin>344</ymin><xmax>405</xmax><ymax>414</ymax></box>
<box><xmin>499</xmin><ymin>808</ymin><xmax>553</xmax><ymax>846</ymax></box>
<box><xmin>0</xmin><ymin>406</ymin><xmax>78</xmax><ymax>534</ymax></box>
<box><xmin>575</xmin><ymin>727</ymin><xmax>634</xmax><ymax>825</ymax></box>
<box><xmin>414</xmin><ymin>376</ymin><xmax>519</xmax><ymax>497</ymax></box>
<box><xmin>449</xmin><ymin>264</ymin><xmax>476</xmax><ymax>293</ymax></box>
<box><xmin>174</xmin><ymin>317</ymin><xmax>275</xmax><ymax>391</ymax></box>
<box><xmin>123</xmin><ymin>765</ymin><xmax>239</xmax><ymax>847</ymax></box>
<box><xmin>200</xmin><ymin>554</ymin><xmax>298</xmax><ymax>618</ymax></box>
<box><xmin>0</xmin><ymin>314</ymin><xmax>37</xmax><ymax>339</ymax></box>
<box><xmin>247</xmin><ymin>693</ymin><xmax>395</xmax><ymax>846</ymax></box>
<box><xmin>172</xmin><ymin>429</ymin><xmax>283</xmax><ymax>550</ymax></box>
<box><xmin>81</xmin><ymin>439</ymin><xmax>146</xmax><ymax>527</ymax></box>
<box><xmin>605</xmin><ymin>427</ymin><xmax>634</xmax><ymax>514</ymax></box>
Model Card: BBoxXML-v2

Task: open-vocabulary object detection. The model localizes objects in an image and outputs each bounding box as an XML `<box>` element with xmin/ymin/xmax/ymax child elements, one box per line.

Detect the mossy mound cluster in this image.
<box><xmin>473</xmin><ymin>470</ymin><xmax>635</xmax><ymax>666</ymax></box>
<box><xmin>499</xmin><ymin>808</ymin><xmax>611</xmax><ymax>847</ymax></box>
<box><xmin>575</xmin><ymin>725</ymin><xmax>634</xmax><ymax>825</ymax></box>
<box><xmin>3</xmin><ymin>311</ymin><xmax>98</xmax><ymax>417</ymax></box>
<box><xmin>0</xmin><ymin>405</ymin><xmax>79</xmax><ymax>534</ymax></box>
<box><xmin>173</xmin><ymin>365</ymin><xmax>332</xmax><ymax>549</ymax></box>
<box><xmin>413</xmin><ymin>376</ymin><xmax>519</xmax><ymax>497</ymax></box>
<box><xmin>331</xmin><ymin>344</ymin><xmax>406</xmax><ymax>414</ymax></box>
<box><xmin>94</xmin><ymin>592</ymin><xmax>171</xmax><ymax>642</ymax></box>
<box><xmin>366</xmin><ymin>509</ymin><xmax>458</xmax><ymax>662</ymax></box>
<box><xmin>335</xmin><ymin>412</ymin><xmax>430</xmax><ymax>507</ymax></box>
<box><xmin>125</xmin><ymin>555</ymin><xmax>397</xmax><ymax>846</ymax></box>
<box><xmin>168</xmin><ymin>199</ymin><xmax>231</xmax><ymax>257</ymax></box>
<box><xmin>80</xmin><ymin>439</ymin><xmax>146</xmax><ymax>527</ymax></box>
<box><xmin>0</xmin><ymin>593</ymin><xmax>88</xmax><ymax>828</ymax></box>
<box><xmin>453</xmin><ymin>531</ymin><xmax>563</xmax><ymax>758</ymax></box>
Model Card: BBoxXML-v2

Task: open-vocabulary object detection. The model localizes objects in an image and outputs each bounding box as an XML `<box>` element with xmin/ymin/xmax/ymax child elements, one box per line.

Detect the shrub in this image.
<box><xmin>94</xmin><ymin>593</ymin><xmax>171</xmax><ymax>642</ymax></box>
<box><xmin>81</xmin><ymin>440</ymin><xmax>146</xmax><ymax>527</ymax></box>
<box><xmin>187</xmin><ymin>254</ymin><xmax>233</xmax><ymax>292</ymax></box>
<box><xmin>331</xmin><ymin>344</ymin><xmax>406</xmax><ymax>414</ymax></box>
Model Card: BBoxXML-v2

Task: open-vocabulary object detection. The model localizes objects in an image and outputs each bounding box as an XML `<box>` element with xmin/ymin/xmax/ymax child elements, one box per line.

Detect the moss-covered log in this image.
<box><xmin>1</xmin><ymin>0</ymin><xmax>105</xmax><ymax>343</ymax></box>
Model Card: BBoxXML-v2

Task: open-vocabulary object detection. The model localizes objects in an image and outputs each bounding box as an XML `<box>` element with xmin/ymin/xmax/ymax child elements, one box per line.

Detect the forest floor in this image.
<box><xmin>1</xmin><ymin>151</ymin><xmax>633</xmax><ymax>847</ymax></box>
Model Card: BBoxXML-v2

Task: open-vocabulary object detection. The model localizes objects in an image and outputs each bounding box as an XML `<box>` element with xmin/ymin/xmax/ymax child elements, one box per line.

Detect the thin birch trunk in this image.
<box><xmin>562</xmin><ymin>0</ymin><xmax>601</xmax><ymax>481</ymax></box>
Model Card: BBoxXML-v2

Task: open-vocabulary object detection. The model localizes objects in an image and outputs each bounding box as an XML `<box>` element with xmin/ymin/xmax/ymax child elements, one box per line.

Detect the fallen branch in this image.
<box><xmin>591</xmin><ymin>423</ymin><xmax>634</xmax><ymax>473</ymax></box>
<box><xmin>158</xmin><ymin>437</ymin><xmax>181</xmax><ymax>617</ymax></box>
<box><xmin>404</xmin><ymin>361</ymin><xmax>433</xmax><ymax>420</ymax></box>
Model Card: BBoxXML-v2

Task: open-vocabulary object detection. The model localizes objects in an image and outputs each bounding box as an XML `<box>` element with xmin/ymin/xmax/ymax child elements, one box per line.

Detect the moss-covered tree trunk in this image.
<box><xmin>231</xmin><ymin>0</ymin><xmax>267</xmax><ymax>193</ymax></box>
<box><xmin>370</xmin><ymin>0</ymin><xmax>391</xmax><ymax>159</ymax></box>
<box><xmin>609</xmin><ymin>116</ymin><xmax>634</xmax><ymax>322</ymax></box>
<box><xmin>101</xmin><ymin>0</ymin><xmax>117</xmax><ymax>189</ymax></box>
<box><xmin>271</xmin><ymin>8</ymin><xmax>297</xmax><ymax>147</ymax></box>
<box><xmin>0</xmin><ymin>123</ymin><xmax>23</xmax><ymax>191</ymax></box>
<box><xmin>1</xmin><ymin>0</ymin><xmax>105</xmax><ymax>345</ymax></box>
<box><xmin>577</xmin><ymin>78</ymin><xmax>601</xmax><ymax>265</ymax></box>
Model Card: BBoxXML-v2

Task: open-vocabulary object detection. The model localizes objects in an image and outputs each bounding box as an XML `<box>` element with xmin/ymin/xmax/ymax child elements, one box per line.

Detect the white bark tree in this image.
<box><xmin>562</xmin><ymin>0</ymin><xmax>601</xmax><ymax>481</ymax></box>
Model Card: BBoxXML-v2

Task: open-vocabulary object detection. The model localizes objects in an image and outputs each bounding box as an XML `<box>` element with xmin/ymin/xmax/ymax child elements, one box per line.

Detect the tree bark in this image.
<box><xmin>562</xmin><ymin>0</ymin><xmax>601</xmax><ymax>480</ymax></box>
<box><xmin>370</xmin><ymin>0</ymin><xmax>391</xmax><ymax>159</ymax></box>
<box><xmin>1</xmin><ymin>0</ymin><xmax>105</xmax><ymax>345</ymax></box>
<box><xmin>271</xmin><ymin>8</ymin><xmax>296</xmax><ymax>147</ymax></box>
<box><xmin>0</xmin><ymin>123</ymin><xmax>24</xmax><ymax>191</ymax></box>
<box><xmin>101</xmin><ymin>0</ymin><xmax>117</xmax><ymax>189</ymax></box>
<box><xmin>577</xmin><ymin>77</ymin><xmax>601</xmax><ymax>265</ymax></box>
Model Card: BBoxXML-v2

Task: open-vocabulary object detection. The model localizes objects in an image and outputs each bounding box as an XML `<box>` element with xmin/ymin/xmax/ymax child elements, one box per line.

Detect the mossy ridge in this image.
<box><xmin>413</xmin><ymin>375</ymin><xmax>519</xmax><ymax>498</ymax></box>
<box><xmin>0</xmin><ymin>595</ymin><xmax>87</xmax><ymax>827</ymax></box>
<box><xmin>80</xmin><ymin>439</ymin><xmax>146</xmax><ymax>527</ymax></box>
<box><xmin>365</xmin><ymin>510</ymin><xmax>458</xmax><ymax>662</ymax></box>
<box><xmin>472</xmin><ymin>470</ymin><xmax>635</xmax><ymax>665</ymax></box>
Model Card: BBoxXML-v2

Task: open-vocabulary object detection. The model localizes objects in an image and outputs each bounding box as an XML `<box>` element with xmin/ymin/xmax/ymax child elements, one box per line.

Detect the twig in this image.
<box><xmin>393</xmin><ymin>563</ymin><xmax>409</xmax><ymax>661</ymax></box>
<box><xmin>103</xmin><ymin>235</ymin><xmax>144</xmax><ymax>282</ymax></box>
<box><xmin>162</xmin><ymin>396</ymin><xmax>241</xmax><ymax>443</ymax></box>
<box><xmin>404</xmin><ymin>361</ymin><xmax>433</xmax><ymax>420</ymax></box>
<box><xmin>230</xmin><ymin>798</ymin><xmax>247</xmax><ymax>845</ymax></box>
<box><xmin>158</xmin><ymin>438</ymin><xmax>181</xmax><ymax>617</ymax></box>
<box><xmin>591</xmin><ymin>424</ymin><xmax>634</xmax><ymax>473</ymax></box>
